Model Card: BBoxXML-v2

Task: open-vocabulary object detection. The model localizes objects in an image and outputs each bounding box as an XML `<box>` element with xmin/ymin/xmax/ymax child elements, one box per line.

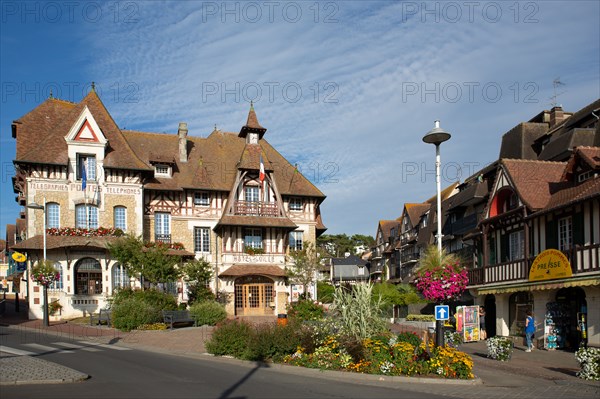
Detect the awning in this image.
<box><xmin>475</xmin><ymin>276</ymin><xmax>600</xmax><ymax>295</ymax></box>
<box><xmin>219</xmin><ymin>264</ymin><xmax>286</xmax><ymax>278</ymax></box>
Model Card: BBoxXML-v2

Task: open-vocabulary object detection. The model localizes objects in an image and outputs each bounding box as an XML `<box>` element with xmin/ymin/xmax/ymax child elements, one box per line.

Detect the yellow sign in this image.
<box><xmin>12</xmin><ymin>252</ymin><xmax>26</xmax><ymax>263</ymax></box>
<box><xmin>529</xmin><ymin>249</ymin><xmax>572</xmax><ymax>281</ymax></box>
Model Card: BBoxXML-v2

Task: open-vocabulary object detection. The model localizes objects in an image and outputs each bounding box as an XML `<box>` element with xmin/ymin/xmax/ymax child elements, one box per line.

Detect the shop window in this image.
<box><xmin>75</xmin><ymin>258</ymin><xmax>102</xmax><ymax>295</ymax></box>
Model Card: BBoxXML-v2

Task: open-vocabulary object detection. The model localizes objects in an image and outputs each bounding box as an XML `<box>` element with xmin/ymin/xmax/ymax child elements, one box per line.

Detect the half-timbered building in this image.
<box><xmin>10</xmin><ymin>90</ymin><xmax>326</xmax><ymax>320</ymax></box>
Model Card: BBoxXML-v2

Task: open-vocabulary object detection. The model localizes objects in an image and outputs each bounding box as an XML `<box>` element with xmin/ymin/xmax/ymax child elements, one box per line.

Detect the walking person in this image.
<box><xmin>525</xmin><ymin>309</ymin><xmax>535</xmax><ymax>352</ymax></box>
<box><xmin>479</xmin><ymin>306</ymin><xmax>486</xmax><ymax>340</ymax></box>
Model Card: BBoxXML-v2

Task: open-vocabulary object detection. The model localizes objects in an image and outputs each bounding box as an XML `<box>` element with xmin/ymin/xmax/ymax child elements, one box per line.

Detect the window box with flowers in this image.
<box><xmin>49</xmin><ymin>300</ymin><xmax>63</xmax><ymax>316</ymax></box>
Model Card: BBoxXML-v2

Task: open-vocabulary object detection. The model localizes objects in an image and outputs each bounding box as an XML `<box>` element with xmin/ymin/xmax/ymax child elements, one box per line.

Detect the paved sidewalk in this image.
<box><xmin>1</xmin><ymin>298</ymin><xmax>599</xmax><ymax>395</ymax></box>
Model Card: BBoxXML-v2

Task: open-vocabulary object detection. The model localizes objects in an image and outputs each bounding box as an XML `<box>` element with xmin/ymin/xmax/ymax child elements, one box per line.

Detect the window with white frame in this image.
<box><xmin>155</xmin><ymin>164</ymin><xmax>171</xmax><ymax>177</ymax></box>
<box><xmin>289</xmin><ymin>198</ymin><xmax>303</xmax><ymax>211</ymax></box>
<box><xmin>244</xmin><ymin>228</ymin><xmax>262</xmax><ymax>249</ymax></box>
<box><xmin>289</xmin><ymin>231</ymin><xmax>303</xmax><ymax>251</ymax></box>
<box><xmin>46</xmin><ymin>203</ymin><xmax>60</xmax><ymax>229</ymax></box>
<box><xmin>155</xmin><ymin>212</ymin><xmax>170</xmax><ymax>241</ymax></box>
<box><xmin>114</xmin><ymin>206</ymin><xmax>127</xmax><ymax>231</ymax></box>
<box><xmin>509</xmin><ymin>230</ymin><xmax>524</xmax><ymax>261</ymax></box>
<box><xmin>48</xmin><ymin>262</ymin><xmax>63</xmax><ymax>291</ymax></box>
<box><xmin>194</xmin><ymin>227</ymin><xmax>211</xmax><ymax>252</ymax></box>
<box><xmin>558</xmin><ymin>216</ymin><xmax>572</xmax><ymax>251</ymax></box>
<box><xmin>77</xmin><ymin>154</ymin><xmax>96</xmax><ymax>181</ymax></box>
<box><xmin>245</xmin><ymin>186</ymin><xmax>259</xmax><ymax>202</ymax></box>
<box><xmin>112</xmin><ymin>263</ymin><xmax>129</xmax><ymax>291</ymax></box>
<box><xmin>194</xmin><ymin>192</ymin><xmax>210</xmax><ymax>206</ymax></box>
<box><xmin>75</xmin><ymin>204</ymin><xmax>98</xmax><ymax>229</ymax></box>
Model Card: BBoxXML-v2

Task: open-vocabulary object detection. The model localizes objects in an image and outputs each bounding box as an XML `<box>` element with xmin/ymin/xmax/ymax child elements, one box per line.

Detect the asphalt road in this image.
<box><xmin>1</xmin><ymin>329</ymin><xmax>447</xmax><ymax>399</ymax></box>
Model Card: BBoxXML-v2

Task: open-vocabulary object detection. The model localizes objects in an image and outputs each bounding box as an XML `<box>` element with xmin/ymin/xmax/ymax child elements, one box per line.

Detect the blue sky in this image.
<box><xmin>1</xmin><ymin>1</ymin><xmax>599</xmax><ymax>239</ymax></box>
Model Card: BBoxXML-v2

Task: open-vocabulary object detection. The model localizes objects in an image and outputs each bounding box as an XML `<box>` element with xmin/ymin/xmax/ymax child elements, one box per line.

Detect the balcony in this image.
<box><xmin>234</xmin><ymin>201</ymin><xmax>279</xmax><ymax>217</ymax></box>
<box><xmin>400</xmin><ymin>251</ymin><xmax>420</xmax><ymax>264</ymax></box>
<box><xmin>467</xmin><ymin>244</ymin><xmax>600</xmax><ymax>287</ymax></box>
<box><xmin>400</xmin><ymin>232</ymin><xmax>417</xmax><ymax>246</ymax></box>
<box><xmin>155</xmin><ymin>234</ymin><xmax>171</xmax><ymax>244</ymax></box>
<box><xmin>443</xmin><ymin>213</ymin><xmax>479</xmax><ymax>236</ymax></box>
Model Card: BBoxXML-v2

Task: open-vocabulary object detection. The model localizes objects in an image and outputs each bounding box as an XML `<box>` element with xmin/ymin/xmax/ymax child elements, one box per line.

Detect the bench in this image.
<box><xmin>90</xmin><ymin>309</ymin><xmax>112</xmax><ymax>327</ymax></box>
<box><xmin>162</xmin><ymin>310</ymin><xmax>197</xmax><ymax>329</ymax></box>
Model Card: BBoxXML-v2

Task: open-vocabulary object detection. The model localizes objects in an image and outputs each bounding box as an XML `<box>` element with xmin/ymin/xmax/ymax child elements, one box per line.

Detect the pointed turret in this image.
<box><xmin>239</xmin><ymin>101</ymin><xmax>267</xmax><ymax>143</ymax></box>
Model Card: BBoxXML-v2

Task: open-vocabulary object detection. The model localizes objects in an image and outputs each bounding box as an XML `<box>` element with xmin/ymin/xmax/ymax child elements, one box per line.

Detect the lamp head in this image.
<box><xmin>422</xmin><ymin>120</ymin><xmax>451</xmax><ymax>145</ymax></box>
<box><xmin>26</xmin><ymin>203</ymin><xmax>44</xmax><ymax>210</ymax></box>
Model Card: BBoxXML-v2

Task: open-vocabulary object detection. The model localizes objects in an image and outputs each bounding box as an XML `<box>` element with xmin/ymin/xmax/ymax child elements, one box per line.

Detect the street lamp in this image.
<box><xmin>423</xmin><ymin>120</ymin><xmax>451</xmax><ymax>347</ymax></box>
<box><xmin>27</xmin><ymin>197</ymin><xmax>49</xmax><ymax>327</ymax></box>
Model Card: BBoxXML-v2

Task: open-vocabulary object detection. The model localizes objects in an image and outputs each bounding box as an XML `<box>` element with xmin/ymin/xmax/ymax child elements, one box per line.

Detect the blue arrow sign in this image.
<box><xmin>435</xmin><ymin>305</ymin><xmax>449</xmax><ymax>320</ymax></box>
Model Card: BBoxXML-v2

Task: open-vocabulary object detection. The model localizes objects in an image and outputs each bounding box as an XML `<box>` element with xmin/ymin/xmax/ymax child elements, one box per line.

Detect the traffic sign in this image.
<box><xmin>435</xmin><ymin>305</ymin><xmax>449</xmax><ymax>320</ymax></box>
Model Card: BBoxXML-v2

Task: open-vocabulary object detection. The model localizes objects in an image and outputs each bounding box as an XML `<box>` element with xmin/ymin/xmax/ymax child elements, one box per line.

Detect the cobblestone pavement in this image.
<box><xmin>1</xmin><ymin>300</ymin><xmax>599</xmax><ymax>398</ymax></box>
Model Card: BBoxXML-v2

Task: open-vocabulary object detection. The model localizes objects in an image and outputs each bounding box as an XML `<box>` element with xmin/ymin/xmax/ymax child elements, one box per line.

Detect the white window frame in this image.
<box><xmin>46</xmin><ymin>203</ymin><xmax>60</xmax><ymax>229</ymax></box>
<box><xmin>289</xmin><ymin>198</ymin><xmax>303</xmax><ymax>211</ymax></box>
<box><xmin>244</xmin><ymin>228</ymin><xmax>263</xmax><ymax>250</ymax></box>
<box><xmin>48</xmin><ymin>262</ymin><xmax>63</xmax><ymax>291</ymax></box>
<box><xmin>194</xmin><ymin>227</ymin><xmax>211</xmax><ymax>252</ymax></box>
<box><xmin>509</xmin><ymin>230</ymin><xmax>524</xmax><ymax>261</ymax></box>
<box><xmin>75</xmin><ymin>204</ymin><xmax>98</xmax><ymax>229</ymax></box>
<box><xmin>77</xmin><ymin>154</ymin><xmax>96</xmax><ymax>181</ymax></box>
<box><xmin>245</xmin><ymin>186</ymin><xmax>259</xmax><ymax>202</ymax></box>
<box><xmin>194</xmin><ymin>192</ymin><xmax>210</xmax><ymax>206</ymax></box>
<box><xmin>155</xmin><ymin>212</ymin><xmax>171</xmax><ymax>235</ymax></box>
<box><xmin>112</xmin><ymin>263</ymin><xmax>129</xmax><ymax>291</ymax></box>
<box><xmin>558</xmin><ymin>216</ymin><xmax>572</xmax><ymax>251</ymax></box>
<box><xmin>114</xmin><ymin>206</ymin><xmax>127</xmax><ymax>231</ymax></box>
<box><xmin>289</xmin><ymin>231</ymin><xmax>303</xmax><ymax>251</ymax></box>
<box><xmin>155</xmin><ymin>164</ymin><xmax>171</xmax><ymax>177</ymax></box>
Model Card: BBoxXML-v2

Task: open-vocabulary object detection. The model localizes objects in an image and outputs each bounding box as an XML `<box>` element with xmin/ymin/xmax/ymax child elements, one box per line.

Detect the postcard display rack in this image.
<box><xmin>456</xmin><ymin>306</ymin><xmax>480</xmax><ymax>343</ymax></box>
<box><xmin>545</xmin><ymin>302</ymin><xmax>569</xmax><ymax>350</ymax></box>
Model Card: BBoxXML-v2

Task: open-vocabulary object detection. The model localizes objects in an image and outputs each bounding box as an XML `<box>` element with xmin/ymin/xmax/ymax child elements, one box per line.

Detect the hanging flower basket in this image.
<box><xmin>414</xmin><ymin>261</ymin><xmax>468</xmax><ymax>303</ymax></box>
<box><xmin>31</xmin><ymin>261</ymin><xmax>60</xmax><ymax>287</ymax></box>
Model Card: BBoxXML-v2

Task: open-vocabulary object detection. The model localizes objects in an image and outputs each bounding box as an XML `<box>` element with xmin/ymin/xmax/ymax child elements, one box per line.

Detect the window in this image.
<box><xmin>114</xmin><ymin>206</ymin><xmax>127</xmax><ymax>231</ymax></box>
<box><xmin>245</xmin><ymin>186</ymin><xmax>259</xmax><ymax>202</ymax></box>
<box><xmin>49</xmin><ymin>262</ymin><xmax>63</xmax><ymax>291</ymax></box>
<box><xmin>155</xmin><ymin>164</ymin><xmax>170</xmax><ymax>176</ymax></box>
<box><xmin>289</xmin><ymin>231</ymin><xmax>303</xmax><ymax>251</ymax></box>
<box><xmin>112</xmin><ymin>263</ymin><xmax>129</xmax><ymax>291</ymax></box>
<box><xmin>194</xmin><ymin>227</ymin><xmax>211</xmax><ymax>252</ymax></box>
<box><xmin>77</xmin><ymin>154</ymin><xmax>96</xmax><ymax>181</ymax></box>
<box><xmin>509</xmin><ymin>230</ymin><xmax>524</xmax><ymax>261</ymax></box>
<box><xmin>75</xmin><ymin>204</ymin><xmax>98</xmax><ymax>229</ymax></box>
<box><xmin>578</xmin><ymin>171</ymin><xmax>594</xmax><ymax>182</ymax></box>
<box><xmin>244</xmin><ymin>228</ymin><xmax>262</xmax><ymax>250</ymax></box>
<box><xmin>75</xmin><ymin>258</ymin><xmax>102</xmax><ymax>295</ymax></box>
<box><xmin>558</xmin><ymin>216</ymin><xmax>572</xmax><ymax>251</ymax></box>
<box><xmin>155</xmin><ymin>212</ymin><xmax>170</xmax><ymax>242</ymax></box>
<box><xmin>194</xmin><ymin>192</ymin><xmax>210</xmax><ymax>206</ymax></box>
<box><xmin>289</xmin><ymin>198</ymin><xmax>303</xmax><ymax>211</ymax></box>
<box><xmin>46</xmin><ymin>203</ymin><xmax>60</xmax><ymax>229</ymax></box>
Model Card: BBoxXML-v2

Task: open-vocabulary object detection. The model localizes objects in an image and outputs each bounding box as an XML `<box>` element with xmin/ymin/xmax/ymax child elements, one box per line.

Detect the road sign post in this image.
<box><xmin>434</xmin><ymin>305</ymin><xmax>449</xmax><ymax>347</ymax></box>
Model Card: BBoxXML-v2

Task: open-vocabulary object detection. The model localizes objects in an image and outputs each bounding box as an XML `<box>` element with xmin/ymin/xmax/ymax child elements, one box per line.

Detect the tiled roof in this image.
<box><xmin>405</xmin><ymin>204</ymin><xmax>429</xmax><ymax>226</ymax></box>
<box><xmin>331</xmin><ymin>255</ymin><xmax>366</xmax><ymax>266</ymax></box>
<box><xmin>218</xmin><ymin>264</ymin><xmax>285</xmax><ymax>277</ymax></box>
<box><xmin>576</xmin><ymin>146</ymin><xmax>600</xmax><ymax>169</ymax></box>
<box><xmin>501</xmin><ymin>159</ymin><xmax>567</xmax><ymax>210</ymax></box>
<box><xmin>15</xmin><ymin>92</ymin><xmax>149</xmax><ymax>171</ymax></box>
<box><xmin>378</xmin><ymin>220</ymin><xmax>399</xmax><ymax>241</ymax></box>
<box><xmin>543</xmin><ymin>177</ymin><xmax>600</xmax><ymax>212</ymax></box>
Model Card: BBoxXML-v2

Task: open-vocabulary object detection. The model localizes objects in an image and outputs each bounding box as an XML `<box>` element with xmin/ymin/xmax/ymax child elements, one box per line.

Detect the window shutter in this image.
<box><xmin>500</xmin><ymin>232</ymin><xmax>509</xmax><ymax>262</ymax></box>
<box><xmin>546</xmin><ymin>218</ymin><xmax>557</xmax><ymax>249</ymax></box>
<box><xmin>573</xmin><ymin>212</ymin><xmax>584</xmax><ymax>246</ymax></box>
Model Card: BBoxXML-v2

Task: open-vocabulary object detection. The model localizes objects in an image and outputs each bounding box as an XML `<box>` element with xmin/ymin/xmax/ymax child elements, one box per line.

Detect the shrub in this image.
<box><xmin>112</xmin><ymin>298</ymin><xmax>160</xmax><ymax>332</ymax></box>
<box><xmin>189</xmin><ymin>301</ymin><xmax>227</xmax><ymax>326</ymax></box>
<box><xmin>244</xmin><ymin>323</ymin><xmax>301</xmax><ymax>362</ymax></box>
<box><xmin>317</xmin><ymin>281</ymin><xmax>335</xmax><ymax>303</ymax></box>
<box><xmin>486</xmin><ymin>336</ymin><xmax>513</xmax><ymax>361</ymax></box>
<box><xmin>287</xmin><ymin>299</ymin><xmax>325</xmax><ymax>322</ymax></box>
<box><xmin>395</xmin><ymin>331</ymin><xmax>422</xmax><ymax>347</ymax></box>
<box><xmin>205</xmin><ymin>319</ymin><xmax>253</xmax><ymax>358</ymax></box>
<box><xmin>406</xmin><ymin>314</ymin><xmax>435</xmax><ymax>322</ymax></box>
<box><xmin>575</xmin><ymin>347</ymin><xmax>600</xmax><ymax>381</ymax></box>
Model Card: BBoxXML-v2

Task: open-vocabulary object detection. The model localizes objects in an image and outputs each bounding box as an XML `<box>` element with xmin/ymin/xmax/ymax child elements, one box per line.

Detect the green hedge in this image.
<box><xmin>189</xmin><ymin>301</ymin><xmax>227</xmax><ymax>326</ymax></box>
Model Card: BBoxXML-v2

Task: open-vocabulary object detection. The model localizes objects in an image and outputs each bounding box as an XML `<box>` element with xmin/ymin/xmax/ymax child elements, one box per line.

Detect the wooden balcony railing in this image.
<box><xmin>155</xmin><ymin>234</ymin><xmax>171</xmax><ymax>244</ymax></box>
<box><xmin>467</xmin><ymin>243</ymin><xmax>600</xmax><ymax>287</ymax></box>
<box><xmin>234</xmin><ymin>201</ymin><xmax>279</xmax><ymax>217</ymax></box>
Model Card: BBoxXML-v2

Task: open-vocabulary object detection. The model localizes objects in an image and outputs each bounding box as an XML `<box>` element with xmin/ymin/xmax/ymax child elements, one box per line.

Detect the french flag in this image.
<box><xmin>259</xmin><ymin>155</ymin><xmax>265</xmax><ymax>184</ymax></box>
<box><xmin>81</xmin><ymin>159</ymin><xmax>87</xmax><ymax>191</ymax></box>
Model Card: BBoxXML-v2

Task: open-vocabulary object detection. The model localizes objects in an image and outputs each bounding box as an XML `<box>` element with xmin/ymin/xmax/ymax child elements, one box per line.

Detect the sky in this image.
<box><xmin>1</xmin><ymin>1</ymin><xmax>599</xmax><ymax>239</ymax></box>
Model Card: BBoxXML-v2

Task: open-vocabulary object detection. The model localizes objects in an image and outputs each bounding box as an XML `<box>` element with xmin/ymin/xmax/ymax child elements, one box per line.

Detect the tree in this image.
<box><xmin>182</xmin><ymin>258</ymin><xmax>214</xmax><ymax>304</ymax></box>
<box><xmin>108</xmin><ymin>234</ymin><xmax>182</xmax><ymax>288</ymax></box>
<box><xmin>286</xmin><ymin>242</ymin><xmax>321</xmax><ymax>298</ymax></box>
<box><xmin>317</xmin><ymin>233</ymin><xmax>375</xmax><ymax>257</ymax></box>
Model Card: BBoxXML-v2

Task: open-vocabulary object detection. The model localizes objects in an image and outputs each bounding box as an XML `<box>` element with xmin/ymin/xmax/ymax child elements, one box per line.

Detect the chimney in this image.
<box><xmin>549</xmin><ymin>106</ymin><xmax>564</xmax><ymax>128</ymax></box>
<box><xmin>178</xmin><ymin>122</ymin><xmax>188</xmax><ymax>163</ymax></box>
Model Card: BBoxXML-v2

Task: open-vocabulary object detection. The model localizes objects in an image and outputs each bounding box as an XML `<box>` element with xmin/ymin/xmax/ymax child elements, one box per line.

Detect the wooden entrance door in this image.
<box><xmin>235</xmin><ymin>276</ymin><xmax>274</xmax><ymax>316</ymax></box>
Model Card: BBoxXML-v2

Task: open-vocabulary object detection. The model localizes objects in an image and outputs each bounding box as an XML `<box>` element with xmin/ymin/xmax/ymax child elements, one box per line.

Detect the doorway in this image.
<box><xmin>234</xmin><ymin>276</ymin><xmax>274</xmax><ymax>316</ymax></box>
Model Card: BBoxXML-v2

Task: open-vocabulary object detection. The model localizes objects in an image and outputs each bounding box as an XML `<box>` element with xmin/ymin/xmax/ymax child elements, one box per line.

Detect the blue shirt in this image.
<box><xmin>525</xmin><ymin>316</ymin><xmax>535</xmax><ymax>333</ymax></box>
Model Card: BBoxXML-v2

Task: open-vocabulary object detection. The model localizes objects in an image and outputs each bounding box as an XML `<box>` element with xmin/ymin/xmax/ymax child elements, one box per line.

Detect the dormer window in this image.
<box><xmin>77</xmin><ymin>154</ymin><xmax>96</xmax><ymax>181</ymax></box>
<box><xmin>578</xmin><ymin>170</ymin><xmax>594</xmax><ymax>183</ymax></box>
<box><xmin>289</xmin><ymin>197</ymin><xmax>303</xmax><ymax>211</ymax></box>
<box><xmin>155</xmin><ymin>164</ymin><xmax>171</xmax><ymax>177</ymax></box>
<box><xmin>194</xmin><ymin>192</ymin><xmax>210</xmax><ymax>206</ymax></box>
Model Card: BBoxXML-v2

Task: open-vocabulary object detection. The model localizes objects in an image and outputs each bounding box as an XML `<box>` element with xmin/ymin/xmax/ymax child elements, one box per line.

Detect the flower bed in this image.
<box><xmin>47</xmin><ymin>227</ymin><xmax>124</xmax><ymax>237</ymax></box>
<box><xmin>486</xmin><ymin>336</ymin><xmax>513</xmax><ymax>361</ymax></box>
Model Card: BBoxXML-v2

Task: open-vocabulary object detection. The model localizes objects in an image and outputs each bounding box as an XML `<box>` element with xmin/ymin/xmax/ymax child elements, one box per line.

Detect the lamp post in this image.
<box><xmin>27</xmin><ymin>197</ymin><xmax>49</xmax><ymax>327</ymax></box>
<box><xmin>423</xmin><ymin>121</ymin><xmax>451</xmax><ymax>347</ymax></box>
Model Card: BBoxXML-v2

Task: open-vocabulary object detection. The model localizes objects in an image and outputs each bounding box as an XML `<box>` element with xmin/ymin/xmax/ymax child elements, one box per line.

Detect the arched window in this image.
<box><xmin>75</xmin><ymin>204</ymin><xmax>98</xmax><ymax>229</ymax></box>
<box><xmin>48</xmin><ymin>262</ymin><xmax>63</xmax><ymax>291</ymax></box>
<box><xmin>112</xmin><ymin>263</ymin><xmax>129</xmax><ymax>291</ymax></box>
<box><xmin>46</xmin><ymin>203</ymin><xmax>60</xmax><ymax>229</ymax></box>
<box><xmin>75</xmin><ymin>258</ymin><xmax>102</xmax><ymax>295</ymax></box>
<box><xmin>114</xmin><ymin>206</ymin><xmax>127</xmax><ymax>231</ymax></box>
